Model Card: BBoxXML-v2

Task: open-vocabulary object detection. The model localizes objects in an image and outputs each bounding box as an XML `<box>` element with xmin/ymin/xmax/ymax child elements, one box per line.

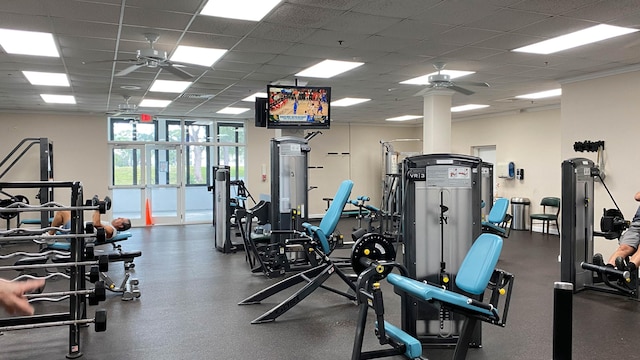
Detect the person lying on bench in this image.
<box><xmin>48</xmin><ymin>210</ymin><xmax>131</xmax><ymax>239</ymax></box>
<box><xmin>0</xmin><ymin>278</ymin><xmax>44</xmax><ymax>316</ymax></box>
<box><xmin>605</xmin><ymin>191</ymin><xmax>640</xmax><ymax>272</ymax></box>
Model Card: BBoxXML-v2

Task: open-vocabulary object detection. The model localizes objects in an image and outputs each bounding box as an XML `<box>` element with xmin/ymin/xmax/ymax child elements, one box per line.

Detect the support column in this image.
<box><xmin>418</xmin><ymin>88</ymin><xmax>455</xmax><ymax>154</ymax></box>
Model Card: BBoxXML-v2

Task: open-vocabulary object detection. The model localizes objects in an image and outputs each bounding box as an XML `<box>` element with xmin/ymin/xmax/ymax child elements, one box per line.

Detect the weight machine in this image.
<box><xmin>380</xmin><ymin>139</ymin><xmax>421</xmax><ymax>241</ymax></box>
<box><xmin>401</xmin><ymin>153</ymin><xmax>484</xmax><ymax>347</ymax></box>
<box><xmin>560</xmin><ymin>158</ymin><xmax>637</xmax><ymax>299</ymax></box>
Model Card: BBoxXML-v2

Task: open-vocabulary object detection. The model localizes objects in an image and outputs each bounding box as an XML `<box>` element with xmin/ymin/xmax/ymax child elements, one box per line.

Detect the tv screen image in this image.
<box><xmin>267</xmin><ymin>85</ymin><xmax>330</xmax><ymax>129</ymax></box>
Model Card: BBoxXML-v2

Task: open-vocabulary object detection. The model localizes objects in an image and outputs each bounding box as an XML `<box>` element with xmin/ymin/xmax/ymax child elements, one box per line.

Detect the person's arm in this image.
<box><xmin>92</xmin><ymin>211</ymin><xmax>115</xmax><ymax>239</ymax></box>
<box><xmin>635</xmin><ymin>192</ymin><xmax>640</xmax><ymax>202</ymax></box>
<box><xmin>0</xmin><ymin>279</ymin><xmax>45</xmax><ymax>316</ymax></box>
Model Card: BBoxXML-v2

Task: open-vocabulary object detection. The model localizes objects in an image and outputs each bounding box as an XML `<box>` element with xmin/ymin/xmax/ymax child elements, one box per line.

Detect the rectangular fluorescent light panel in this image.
<box><xmin>201</xmin><ymin>0</ymin><xmax>282</xmax><ymax>21</ymax></box>
<box><xmin>386</xmin><ymin>115</ymin><xmax>422</xmax><ymax>122</ymax></box>
<box><xmin>0</xmin><ymin>29</ymin><xmax>59</xmax><ymax>57</ymax></box>
<box><xmin>242</xmin><ymin>92</ymin><xmax>269</xmax><ymax>102</ymax></box>
<box><xmin>149</xmin><ymin>79</ymin><xmax>192</xmax><ymax>93</ymax></box>
<box><xmin>22</xmin><ymin>71</ymin><xmax>69</xmax><ymax>86</ymax></box>
<box><xmin>513</xmin><ymin>24</ymin><xmax>638</xmax><ymax>54</ymax></box>
<box><xmin>40</xmin><ymin>94</ymin><xmax>75</xmax><ymax>104</ymax></box>
<box><xmin>217</xmin><ymin>107</ymin><xmax>250</xmax><ymax>115</ymax></box>
<box><xmin>332</xmin><ymin>98</ymin><xmax>371</xmax><ymax>107</ymax></box>
<box><xmin>296</xmin><ymin>59</ymin><xmax>364</xmax><ymax>78</ymax></box>
<box><xmin>401</xmin><ymin>70</ymin><xmax>475</xmax><ymax>85</ymax></box>
<box><xmin>515</xmin><ymin>89</ymin><xmax>562</xmax><ymax>99</ymax></box>
<box><xmin>139</xmin><ymin>99</ymin><xmax>172</xmax><ymax>108</ymax></box>
<box><xmin>170</xmin><ymin>46</ymin><xmax>227</xmax><ymax>67</ymax></box>
<box><xmin>451</xmin><ymin>104</ymin><xmax>489</xmax><ymax>112</ymax></box>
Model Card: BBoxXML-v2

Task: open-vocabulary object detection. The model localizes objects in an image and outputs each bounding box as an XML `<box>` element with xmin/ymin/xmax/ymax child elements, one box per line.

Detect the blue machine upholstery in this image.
<box><xmin>301</xmin><ymin>180</ymin><xmax>353</xmax><ymax>254</ymax></box>
<box><xmin>376</xmin><ymin>321</ymin><xmax>422</xmax><ymax>359</ymax></box>
<box><xmin>482</xmin><ymin>198</ymin><xmax>510</xmax><ymax>236</ymax></box>
<box><xmin>46</xmin><ymin>232</ymin><xmax>132</xmax><ymax>251</ymax></box>
<box><xmin>387</xmin><ymin>233</ymin><xmax>503</xmax><ymax>316</ymax></box>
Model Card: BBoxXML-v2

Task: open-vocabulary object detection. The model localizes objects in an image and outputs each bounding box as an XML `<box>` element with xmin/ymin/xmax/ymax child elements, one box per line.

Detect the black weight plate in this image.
<box><xmin>351</xmin><ymin>233</ymin><xmax>396</xmax><ymax>275</ymax></box>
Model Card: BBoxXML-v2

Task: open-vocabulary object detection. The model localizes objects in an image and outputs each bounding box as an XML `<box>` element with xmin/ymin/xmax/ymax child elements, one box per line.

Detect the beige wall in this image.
<box><xmin>245</xmin><ymin>123</ymin><xmax>421</xmax><ymax>216</ymax></box>
<box><xmin>561</xmin><ymin>70</ymin><xmax>640</xmax><ymax>255</ymax></box>
<box><xmin>0</xmin><ymin>112</ymin><xmax>108</xmax><ymax>225</ymax></box>
<box><xmin>452</xmin><ymin>108</ymin><xmax>562</xmax><ymax>216</ymax></box>
<box><xmin>0</xmin><ymin>112</ymin><xmax>108</xmax><ymax>198</ymax></box>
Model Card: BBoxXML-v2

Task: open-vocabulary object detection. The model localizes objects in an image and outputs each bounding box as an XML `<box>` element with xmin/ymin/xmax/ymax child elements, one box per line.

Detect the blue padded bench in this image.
<box><xmin>46</xmin><ymin>232</ymin><xmax>132</xmax><ymax>252</ymax></box>
<box><xmin>482</xmin><ymin>198</ymin><xmax>512</xmax><ymax>238</ymax></box>
<box><xmin>19</xmin><ymin>217</ymin><xmax>54</xmax><ymax>227</ymax></box>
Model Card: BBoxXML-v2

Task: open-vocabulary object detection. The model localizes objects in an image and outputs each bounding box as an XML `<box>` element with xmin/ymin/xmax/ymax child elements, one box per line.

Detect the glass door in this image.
<box><xmin>145</xmin><ymin>144</ymin><xmax>182</xmax><ymax>225</ymax></box>
<box><xmin>111</xmin><ymin>144</ymin><xmax>145</xmax><ymax>226</ymax></box>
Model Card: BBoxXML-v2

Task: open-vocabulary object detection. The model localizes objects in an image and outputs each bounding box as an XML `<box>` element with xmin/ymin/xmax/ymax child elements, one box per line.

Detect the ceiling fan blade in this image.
<box><xmin>116</xmin><ymin>64</ymin><xmax>145</xmax><ymax>77</ymax></box>
<box><xmin>162</xmin><ymin>64</ymin><xmax>194</xmax><ymax>79</ymax></box>
<box><xmin>455</xmin><ymin>80</ymin><xmax>490</xmax><ymax>88</ymax></box>
<box><xmin>449</xmin><ymin>85</ymin><xmax>475</xmax><ymax>95</ymax></box>
<box><xmin>83</xmin><ymin>58</ymin><xmax>138</xmax><ymax>65</ymax></box>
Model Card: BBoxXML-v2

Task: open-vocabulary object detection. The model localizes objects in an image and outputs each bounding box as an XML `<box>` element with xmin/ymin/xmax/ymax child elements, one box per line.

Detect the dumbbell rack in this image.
<box><xmin>0</xmin><ymin>181</ymin><xmax>106</xmax><ymax>359</ymax></box>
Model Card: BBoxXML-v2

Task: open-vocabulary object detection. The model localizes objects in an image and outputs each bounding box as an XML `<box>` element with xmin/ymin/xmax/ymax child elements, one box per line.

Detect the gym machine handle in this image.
<box><xmin>581</xmin><ymin>261</ymin><xmax>630</xmax><ymax>281</ymax></box>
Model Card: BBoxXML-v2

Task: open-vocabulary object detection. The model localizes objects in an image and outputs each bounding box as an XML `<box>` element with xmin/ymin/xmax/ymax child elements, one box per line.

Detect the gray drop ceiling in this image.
<box><xmin>2</xmin><ymin>0</ymin><xmax>640</xmax><ymax>125</ymax></box>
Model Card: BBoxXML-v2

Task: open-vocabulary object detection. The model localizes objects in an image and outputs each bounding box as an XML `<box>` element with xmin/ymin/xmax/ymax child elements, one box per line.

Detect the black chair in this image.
<box><xmin>530</xmin><ymin>197</ymin><xmax>560</xmax><ymax>234</ymax></box>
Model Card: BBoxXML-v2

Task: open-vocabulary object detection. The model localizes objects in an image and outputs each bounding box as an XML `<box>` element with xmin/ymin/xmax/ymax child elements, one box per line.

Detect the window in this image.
<box><xmin>217</xmin><ymin>122</ymin><xmax>245</xmax><ymax>181</ymax></box>
<box><xmin>185</xmin><ymin>122</ymin><xmax>211</xmax><ymax>185</ymax></box>
<box><xmin>110</xmin><ymin>118</ymin><xmax>157</xmax><ymax>141</ymax></box>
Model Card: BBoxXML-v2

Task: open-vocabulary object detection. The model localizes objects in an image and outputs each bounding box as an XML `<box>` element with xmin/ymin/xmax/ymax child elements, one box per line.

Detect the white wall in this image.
<box><xmin>451</xmin><ymin>108</ymin><xmax>562</xmax><ymax>217</ymax></box>
<box><xmin>245</xmin><ymin>123</ymin><xmax>421</xmax><ymax>216</ymax></box>
<box><xmin>561</xmin><ymin>70</ymin><xmax>640</xmax><ymax>255</ymax></box>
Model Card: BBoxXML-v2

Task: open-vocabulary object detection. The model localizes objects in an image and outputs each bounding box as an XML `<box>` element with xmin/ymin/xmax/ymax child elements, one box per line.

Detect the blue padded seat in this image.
<box><xmin>301</xmin><ymin>180</ymin><xmax>353</xmax><ymax>254</ymax></box>
<box><xmin>482</xmin><ymin>198</ymin><xmax>510</xmax><ymax>236</ymax></box>
<box><xmin>387</xmin><ymin>233</ymin><xmax>503</xmax><ymax>316</ymax></box>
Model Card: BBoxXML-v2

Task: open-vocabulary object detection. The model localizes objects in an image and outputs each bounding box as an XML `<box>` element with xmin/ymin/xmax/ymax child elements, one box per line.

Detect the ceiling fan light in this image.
<box><xmin>170</xmin><ymin>46</ymin><xmax>227</xmax><ymax>67</ymax></box>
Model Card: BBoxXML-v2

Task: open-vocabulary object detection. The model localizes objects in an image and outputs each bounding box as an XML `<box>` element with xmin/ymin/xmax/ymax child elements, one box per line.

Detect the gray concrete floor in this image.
<box><xmin>0</xmin><ymin>223</ymin><xmax>638</xmax><ymax>360</ymax></box>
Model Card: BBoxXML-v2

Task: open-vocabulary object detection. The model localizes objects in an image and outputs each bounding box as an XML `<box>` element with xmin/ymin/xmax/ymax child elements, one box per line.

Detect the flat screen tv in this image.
<box><xmin>266</xmin><ymin>85</ymin><xmax>330</xmax><ymax>129</ymax></box>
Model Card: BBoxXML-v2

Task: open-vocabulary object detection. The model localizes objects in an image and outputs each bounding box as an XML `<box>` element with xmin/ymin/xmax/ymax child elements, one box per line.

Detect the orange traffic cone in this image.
<box><xmin>145</xmin><ymin>199</ymin><xmax>153</xmax><ymax>226</ymax></box>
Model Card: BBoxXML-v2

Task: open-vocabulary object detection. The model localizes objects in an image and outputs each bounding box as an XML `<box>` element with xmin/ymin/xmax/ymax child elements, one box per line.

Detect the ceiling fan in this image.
<box><xmin>106</xmin><ymin>95</ymin><xmax>139</xmax><ymax>117</ymax></box>
<box><xmin>426</xmin><ymin>62</ymin><xmax>489</xmax><ymax>95</ymax></box>
<box><xmin>109</xmin><ymin>33</ymin><xmax>201</xmax><ymax>80</ymax></box>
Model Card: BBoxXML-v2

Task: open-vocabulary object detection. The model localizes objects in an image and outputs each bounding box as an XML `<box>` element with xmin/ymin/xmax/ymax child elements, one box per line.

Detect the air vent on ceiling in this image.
<box><xmin>179</xmin><ymin>93</ymin><xmax>215</xmax><ymax>99</ymax></box>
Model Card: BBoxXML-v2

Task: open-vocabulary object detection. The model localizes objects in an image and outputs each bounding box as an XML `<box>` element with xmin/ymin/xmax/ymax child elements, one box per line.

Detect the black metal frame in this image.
<box><xmin>238</xmin><ymin>230</ymin><xmax>357</xmax><ymax>324</ymax></box>
<box><xmin>352</xmin><ymin>262</ymin><xmax>514</xmax><ymax>360</ymax></box>
<box><xmin>0</xmin><ymin>181</ymin><xmax>101</xmax><ymax>358</ymax></box>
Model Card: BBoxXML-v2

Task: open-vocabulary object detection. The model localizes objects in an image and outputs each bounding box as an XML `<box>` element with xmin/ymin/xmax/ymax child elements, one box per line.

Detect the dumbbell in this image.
<box><xmin>87</xmin><ymin>195</ymin><xmax>112</xmax><ymax>214</ymax></box>
<box><xmin>0</xmin><ymin>309</ymin><xmax>107</xmax><ymax>333</ymax></box>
